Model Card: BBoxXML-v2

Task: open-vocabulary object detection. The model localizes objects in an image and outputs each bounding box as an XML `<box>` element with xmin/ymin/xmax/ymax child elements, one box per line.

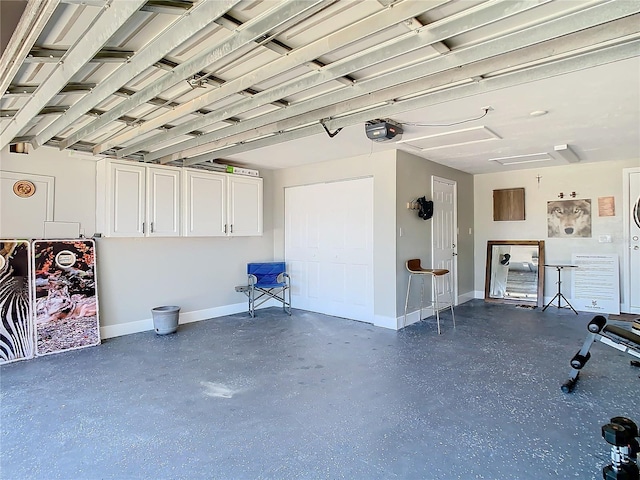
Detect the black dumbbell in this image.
<box><xmin>602</xmin><ymin>422</ymin><xmax>640</xmax><ymax>480</ymax></box>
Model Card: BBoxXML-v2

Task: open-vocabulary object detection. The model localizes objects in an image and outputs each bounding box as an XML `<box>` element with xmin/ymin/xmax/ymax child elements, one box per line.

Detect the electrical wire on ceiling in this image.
<box><xmin>401</xmin><ymin>107</ymin><xmax>491</xmax><ymax>127</ymax></box>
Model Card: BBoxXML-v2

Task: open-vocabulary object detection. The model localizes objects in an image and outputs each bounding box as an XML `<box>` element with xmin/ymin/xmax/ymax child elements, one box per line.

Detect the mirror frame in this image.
<box><xmin>484</xmin><ymin>240</ymin><xmax>545</xmax><ymax>308</ymax></box>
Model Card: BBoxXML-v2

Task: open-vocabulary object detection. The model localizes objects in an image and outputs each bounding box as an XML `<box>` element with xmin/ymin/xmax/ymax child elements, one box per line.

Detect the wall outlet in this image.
<box><xmin>598</xmin><ymin>234</ymin><xmax>612</xmax><ymax>243</ymax></box>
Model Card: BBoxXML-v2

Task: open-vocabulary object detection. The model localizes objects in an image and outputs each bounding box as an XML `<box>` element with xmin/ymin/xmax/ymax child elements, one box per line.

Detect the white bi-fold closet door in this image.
<box><xmin>285</xmin><ymin>177</ymin><xmax>373</xmax><ymax>322</ymax></box>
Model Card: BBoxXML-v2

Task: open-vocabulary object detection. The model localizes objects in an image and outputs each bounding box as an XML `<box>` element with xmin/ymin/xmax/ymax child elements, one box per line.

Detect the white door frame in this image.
<box><xmin>431</xmin><ymin>175</ymin><xmax>458</xmax><ymax>303</ymax></box>
<box><xmin>622</xmin><ymin>167</ymin><xmax>640</xmax><ymax>314</ymax></box>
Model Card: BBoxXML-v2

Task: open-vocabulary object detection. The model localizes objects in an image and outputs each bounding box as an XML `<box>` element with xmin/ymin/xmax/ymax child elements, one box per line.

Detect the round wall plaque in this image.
<box><xmin>13</xmin><ymin>180</ymin><xmax>36</xmax><ymax>198</ymax></box>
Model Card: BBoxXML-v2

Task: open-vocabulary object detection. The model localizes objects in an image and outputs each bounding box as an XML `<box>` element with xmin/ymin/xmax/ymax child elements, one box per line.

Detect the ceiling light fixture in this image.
<box><xmin>554</xmin><ymin>144</ymin><xmax>580</xmax><ymax>163</ymax></box>
<box><xmin>529</xmin><ymin>110</ymin><xmax>548</xmax><ymax>117</ymax></box>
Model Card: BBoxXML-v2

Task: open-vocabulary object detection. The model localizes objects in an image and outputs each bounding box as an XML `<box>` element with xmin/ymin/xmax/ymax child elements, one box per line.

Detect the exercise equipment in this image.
<box><xmin>561</xmin><ymin>315</ymin><xmax>640</xmax><ymax>393</ymax></box>
<box><xmin>236</xmin><ymin>262</ymin><xmax>291</xmax><ymax>318</ymax></box>
<box><xmin>601</xmin><ymin>416</ymin><xmax>639</xmax><ymax>480</ymax></box>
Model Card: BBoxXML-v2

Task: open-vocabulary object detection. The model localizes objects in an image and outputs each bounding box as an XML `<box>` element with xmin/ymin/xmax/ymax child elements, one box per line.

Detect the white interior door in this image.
<box><xmin>625</xmin><ymin>168</ymin><xmax>640</xmax><ymax>313</ymax></box>
<box><xmin>285</xmin><ymin>178</ymin><xmax>373</xmax><ymax>321</ymax></box>
<box><xmin>431</xmin><ymin>176</ymin><xmax>458</xmax><ymax>304</ymax></box>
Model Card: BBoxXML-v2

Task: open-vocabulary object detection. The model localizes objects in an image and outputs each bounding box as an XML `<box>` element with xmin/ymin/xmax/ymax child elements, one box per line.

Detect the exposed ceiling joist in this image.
<box><xmin>32</xmin><ymin>0</ymin><xmax>242</xmax><ymax>149</ymax></box>
<box><xmin>182</xmin><ymin>40</ymin><xmax>639</xmax><ymax>166</ymax></box>
<box><xmin>0</xmin><ymin>0</ymin><xmax>60</xmax><ymax>101</ymax></box>
<box><xmin>4</xmin><ymin>83</ymin><xmax>96</xmax><ymax>96</ymax></box>
<box><xmin>3</xmin><ymin>0</ymin><xmax>638</xmax><ymax>175</ymax></box>
<box><xmin>2</xmin><ymin>106</ymin><xmax>69</xmax><ymax>118</ymax></box>
<box><xmin>166</xmin><ymin>3</ymin><xmax>640</xmax><ymax>162</ymax></box>
<box><xmin>213</xmin><ymin>14</ymin><xmax>356</xmax><ymax>87</ymax></box>
<box><xmin>24</xmin><ymin>47</ymin><xmax>135</xmax><ymax>63</ymax></box>
<box><xmin>59</xmin><ymin>0</ymin><xmax>330</xmax><ymax>151</ymax></box>
<box><xmin>138</xmin><ymin>0</ymin><xmax>547</xmax><ymax>162</ymax></box>
<box><xmin>94</xmin><ymin>0</ymin><xmax>449</xmax><ymax>154</ymax></box>
<box><xmin>0</xmin><ymin>0</ymin><xmax>146</xmax><ymax>149</ymax></box>
<box><xmin>140</xmin><ymin>0</ymin><xmax>195</xmax><ymax>15</ymax></box>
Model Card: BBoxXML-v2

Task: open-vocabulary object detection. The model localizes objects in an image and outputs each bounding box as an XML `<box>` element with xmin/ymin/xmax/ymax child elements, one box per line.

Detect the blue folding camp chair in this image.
<box><xmin>241</xmin><ymin>262</ymin><xmax>291</xmax><ymax>317</ymax></box>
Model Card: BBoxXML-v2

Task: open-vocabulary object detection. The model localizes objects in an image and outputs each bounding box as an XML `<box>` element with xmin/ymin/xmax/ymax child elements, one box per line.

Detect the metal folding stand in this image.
<box><xmin>542</xmin><ymin>264</ymin><xmax>578</xmax><ymax>314</ymax></box>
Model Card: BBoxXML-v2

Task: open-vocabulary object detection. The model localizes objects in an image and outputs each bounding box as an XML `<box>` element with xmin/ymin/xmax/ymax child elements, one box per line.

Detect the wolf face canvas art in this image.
<box><xmin>547</xmin><ymin>199</ymin><xmax>592</xmax><ymax>238</ymax></box>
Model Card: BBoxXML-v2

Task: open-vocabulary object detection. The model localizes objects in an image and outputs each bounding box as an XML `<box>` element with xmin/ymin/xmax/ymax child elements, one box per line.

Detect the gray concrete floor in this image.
<box><xmin>1</xmin><ymin>300</ymin><xmax>638</xmax><ymax>480</ymax></box>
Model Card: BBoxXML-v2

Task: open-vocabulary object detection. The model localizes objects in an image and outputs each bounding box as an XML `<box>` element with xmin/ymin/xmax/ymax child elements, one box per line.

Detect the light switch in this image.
<box><xmin>598</xmin><ymin>234</ymin><xmax>612</xmax><ymax>243</ymax></box>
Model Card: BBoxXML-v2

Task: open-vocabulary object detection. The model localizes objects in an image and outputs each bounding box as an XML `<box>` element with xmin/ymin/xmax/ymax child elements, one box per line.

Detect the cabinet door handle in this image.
<box><xmin>230</xmin><ymin>224</ymin><xmax>233</xmax><ymax>234</ymax></box>
<box><xmin>151</xmin><ymin>222</ymin><xmax>154</xmax><ymax>233</ymax></box>
<box><xmin>142</xmin><ymin>222</ymin><xmax>145</xmax><ymax>234</ymax></box>
<box><xmin>224</xmin><ymin>224</ymin><xmax>227</xmax><ymax>234</ymax></box>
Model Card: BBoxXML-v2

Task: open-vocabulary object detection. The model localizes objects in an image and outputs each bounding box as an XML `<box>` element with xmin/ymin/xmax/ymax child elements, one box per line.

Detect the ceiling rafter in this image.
<box><xmin>93</xmin><ymin>0</ymin><xmax>447</xmax><ymax>154</ymax></box>
<box><xmin>112</xmin><ymin>88</ymin><xmax>241</xmax><ymax>124</ymax></box>
<box><xmin>181</xmin><ymin>40</ymin><xmax>639</xmax><ymax>166</ymax></box>
<box><xmin>0</xmin><ymin>0</ymin><xmax>60</xmax><ymax>102</ymax></box>
<box><xmin>165</xmin><ymin>4</ymin><xmax>639</xmax><ymax>162</ymax></box>
<box><xmin>4</xmin><ymin>83</ymin><xmax>96</xmax><ymax>96</ymax></box>
<box><xmin>0</xmin><ymin>0</ymin><xmax>147</xmax><ymax>149</ymax></box>
<box><xmin>214</xmin><ymin>14</ymin><xmax>356</xmax><ymax>86</ymax></box>
<box><xmin>153</xmin><ymin>57</ymin><xmax>290</xmax><ymax>109</ymax></box>
<box><xmin>24</xmin><ymin>47</ymin><xmax>135</xmax><ymax>63</ymax></box>
<box><xmin>59</xmin><ymin>0</ymin><xmax>330</xmax><ymax>151</ymax></box>
<box><xmin>140</xmin><ymin>0</ymin><xmax>195</xmax><ymax>15</ymax></box>
<box><xmin>135</xmin><ymin>0</ymin><xmax>548</xmax><ymax>162</ymax></box>
<box><xmin>32</xmin><ymin>0</ymin><xmax>242</xmax><ymax>149</ymax></box>
<box><xmin>1</xmin><ymin>106</ymin><xmax>69</xmax><ymax>118</ymax></box>
<box><xmin>185</xmin><ymin>14</ymin><xmax>639</xmax><ymax>163</ymax></box>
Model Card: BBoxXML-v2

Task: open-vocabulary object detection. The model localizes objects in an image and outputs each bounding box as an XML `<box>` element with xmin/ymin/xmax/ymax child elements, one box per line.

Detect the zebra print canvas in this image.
<box><xmin>33</xmin><ymin>239</ymin><xmax>100</xmax><ymax>356</ymax></box>
<box><xmin>0</xmin><ymin>241</ymin><xmax>35</xmax><ymax>364</ymax></box>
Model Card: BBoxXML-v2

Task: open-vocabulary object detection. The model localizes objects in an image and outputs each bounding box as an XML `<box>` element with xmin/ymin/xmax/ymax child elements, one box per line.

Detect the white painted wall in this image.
<box><xmin>0</xmin><ymin>146</ymin><xmax>96</xmax><ymax>235</ymax></box>
<box><xmin>0</xmin><ymin>146</ymin><xmax>275</xmax><ymax>337</ymax></box>
<box><xmin>473</xmin><ymin>158</ymin><xmax>639</xmax><ymax>308</ymax></box>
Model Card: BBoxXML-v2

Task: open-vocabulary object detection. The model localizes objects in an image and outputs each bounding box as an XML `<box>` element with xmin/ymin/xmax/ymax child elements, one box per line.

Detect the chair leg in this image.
<box><xmin>419</xmin><ymin>275</ymin><xmax>425</xmax><ymax>322</ymax></box>
<box><xmin>448</xmin><ymin>274</ymin><xmax>455</xmax><ymax>329</ymax></box>
<box><xmin>403</xmin><ymin>274</ymin><xmax>412</xmax><ymax>328</ymax></box>
<box><xmin>433</xmin><ymin>275</ymin><xmax>441</xmax><ymax>335</ymax></box>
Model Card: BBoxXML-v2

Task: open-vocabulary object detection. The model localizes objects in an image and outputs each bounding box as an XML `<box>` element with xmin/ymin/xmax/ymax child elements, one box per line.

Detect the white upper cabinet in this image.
<box><xmin>147</xmin><ymin>167</ymin><xmax>180</xmax><ymax>237</ymax></box>
<box><xmin>228</xmin><ymin>175</ymin><xmax>262</xmax><ymax>236</ymax></box>
<box><xmin>98</xmin><ymin>160</ymin><xmax>262</xmax><ymax>238</ymax></box>
<box><xmin>183</xmin><ymin>169</ymin><xmax>262</xmax><ymax>237</ymax></box>
<box><xmin>183</xmin><ymin>169</ymin><xmax>226</xmax><ymax>237</ymax></box>
<box><xmin>98</xmin><ymin>160</ymin><xmax>180</xmax><ymax>237</ymax></box>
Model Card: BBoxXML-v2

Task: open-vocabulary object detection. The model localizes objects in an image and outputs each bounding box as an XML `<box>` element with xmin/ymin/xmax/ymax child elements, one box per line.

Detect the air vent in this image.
<box><xmin>488</xmin><ymin>152</ymin><xmax>552</xmax><ymax>166</ymax></box>
<box><xmin>398</xmin><ymin>126</ymin><xmax>500</xmax><ymax>151</ymax></box>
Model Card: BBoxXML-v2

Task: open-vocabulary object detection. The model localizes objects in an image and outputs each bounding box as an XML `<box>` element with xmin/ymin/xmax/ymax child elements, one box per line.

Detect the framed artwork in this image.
<box><xmin>493</xmin><ymin>188</ymin><xmax>525</xmax><ymax>221</ymax></box>
<box><xmin>547</xmin><ymin>199</ymin><xmax>591</xmax><ymax>238</ymax></box>
<box><xmin>598</xmin><ymin>196</ymin><xmax>615</xmax><ymax>217</ymax></box>
<box><xmin>0</xmin><ymin>241</ymin><xmax>35</xmax><ymax>364</ymax></box>
<box><xmin>33</xmin><ymin>239</ymin><xmax>100</xmax><ymax>356</ymax></box>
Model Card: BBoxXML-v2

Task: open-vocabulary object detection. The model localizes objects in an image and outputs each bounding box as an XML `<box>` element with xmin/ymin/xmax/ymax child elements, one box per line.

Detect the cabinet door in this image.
<box><xmin>228</xmin><ymin>176</ymin><xmax>262</xmax><ymax>236</ymax></box>
<box><xmin>184</xmin><ymin>170</ymin><xmax>226</xmax><ymax>236</ymax></box>
<box><xmin>109</xmin><ymin>163</ymin><xmax>146</xmax><ymax>237</ymax></box>
<box><xmin>147</xmin><ymin>167</ymin><xmax>180</xmax><ymax>237</ymax></box>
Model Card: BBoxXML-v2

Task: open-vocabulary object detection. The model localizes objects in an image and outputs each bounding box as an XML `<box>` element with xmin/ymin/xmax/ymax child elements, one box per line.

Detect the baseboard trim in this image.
<box><xmin>100</xmin><ymin>302</ymin><xmax>250</xmax><ymax>339</ymax></box>
<box><xmin>459</xmin><ymin>291</ymin><xmax>476</xmax><ymax>303</ymax></box>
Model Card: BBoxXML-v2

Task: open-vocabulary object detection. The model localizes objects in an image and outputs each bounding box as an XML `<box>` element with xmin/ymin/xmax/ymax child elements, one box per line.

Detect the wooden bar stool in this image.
<box><xmin>403</xmin><ymin>259</ymin><xmax>455</xmax><ymax>333</ymax></box>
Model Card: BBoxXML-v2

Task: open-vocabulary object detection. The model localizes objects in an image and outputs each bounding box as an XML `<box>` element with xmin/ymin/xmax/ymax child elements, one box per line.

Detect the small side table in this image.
<box><xmin>543</xmin><ymin>264</ymin><xmax>578</xmax><ymax>314</ymax></box>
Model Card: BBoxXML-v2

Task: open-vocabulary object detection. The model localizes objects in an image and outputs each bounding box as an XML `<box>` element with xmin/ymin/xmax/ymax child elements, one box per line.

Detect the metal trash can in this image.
<box><xmin>151</xmin><ymin>306</ymin><xmax>180</xmax><ymax>335</ymax></box>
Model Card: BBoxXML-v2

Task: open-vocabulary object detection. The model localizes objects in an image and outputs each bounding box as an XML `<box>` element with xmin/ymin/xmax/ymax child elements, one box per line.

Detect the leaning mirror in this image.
<box><xmin>484</xmin><ymin>240</ymin><xmax>545</xmax><ymax>308</ymax></box>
